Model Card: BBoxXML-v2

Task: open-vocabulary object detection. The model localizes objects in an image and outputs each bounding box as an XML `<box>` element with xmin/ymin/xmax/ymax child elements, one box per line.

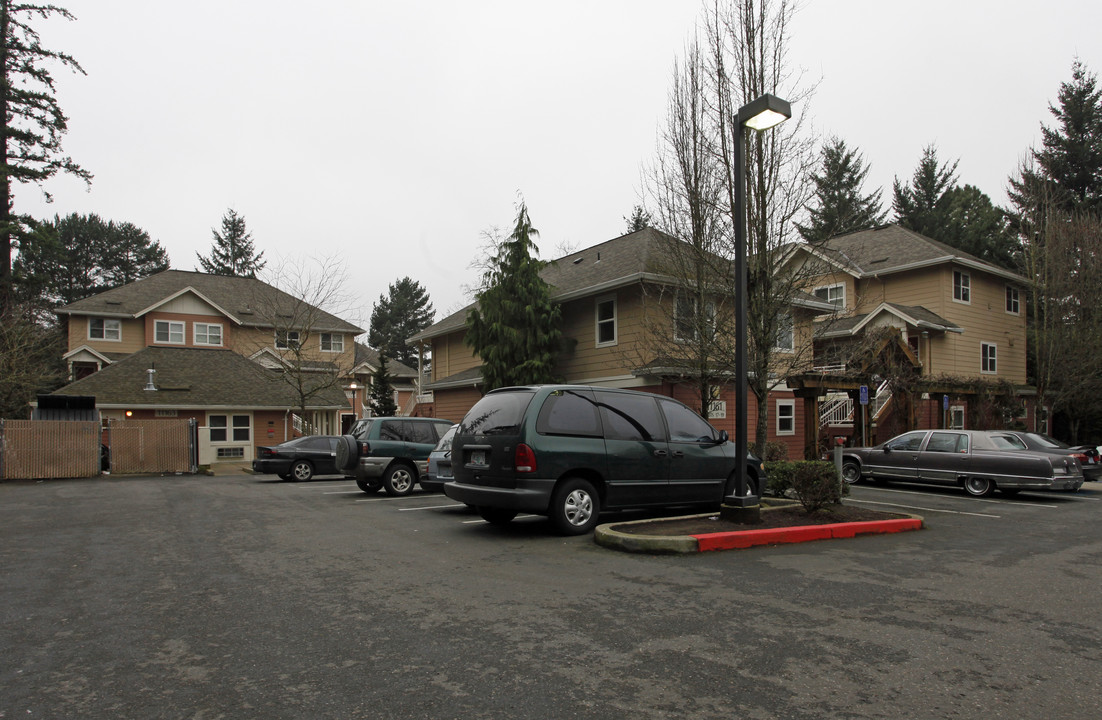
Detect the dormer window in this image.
<box><xmin>195</xmin><ymin>323</ymin><xmax>223</xmax><ymax>346</ymax></box>
<box><xmin>321</xmin><ymin>333</ymin><xmax>344</xmax><ymax>352</ymax></box>
<box><xmin>155</xmin><ymin>320</ymin><xmax>185</xmax><ymax>344</ymax></box>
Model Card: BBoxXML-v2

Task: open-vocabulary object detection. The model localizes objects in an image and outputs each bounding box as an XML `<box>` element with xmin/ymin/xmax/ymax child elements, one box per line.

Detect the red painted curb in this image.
<box><xmin>693</xmin><ymin>517</ymin><xmax>922</xmax><ymax>552</ymax></box>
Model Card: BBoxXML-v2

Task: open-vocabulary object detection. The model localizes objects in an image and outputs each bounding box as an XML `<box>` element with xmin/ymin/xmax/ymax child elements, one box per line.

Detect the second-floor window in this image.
<box><xmin>275</xmin><ymin>330</ymin><xmax>300</xmax><ymax>350</ymax></box>
<box><xmin>675</xmin><ymin>294</ymin><xmax>714</xmax><ymax>342</ymax></box>
<box><xmin>1005</xmin><ymin>286</ymin><xmax>1020</xmax><ymax>314</ymax></box>
<box><xmin>194</xmin><ymin>323</ymin><xmax>223</xmax><ymax>346</ymax></box>
<box><xmin>89</xmin><ymin>317</ymin><xmax>121</xmax><ymax>341</ymax></box>
<box><xmin>981</xmin><ymin>342</ymin><xmax>997</xmax><ymax>373</ymax></box>
<box><xmin>813</xmin><ymin>283</ymin><xmax>845</xmax><ymax>309</ymax></box>
<box><xmin>776</xmin><ymin>400</ymin><xmax>795</xmax><ymax>435</ymax></box>
<box><xmin>155</xmin><ymin>320</ymin><xmax>185</xmax><ymax>344</ymax></box>
<box><xmin>774</xmin><ymin>313</ymin><xmax>794</xmax><ymax>352</ymax></box>
<box><xmin>953</xmin><ymin>270</ymin><xmax>971</xmax><ymax>303</ymax></box>
<box><xmin>595</xmin><ymin>296</ymin><xmax>617</xmax><ymax>347</ymax></box>
<box><xmin>321</xmin><ymin>333</ymin><xmax>344</xmax><ymax>352</ymax></box>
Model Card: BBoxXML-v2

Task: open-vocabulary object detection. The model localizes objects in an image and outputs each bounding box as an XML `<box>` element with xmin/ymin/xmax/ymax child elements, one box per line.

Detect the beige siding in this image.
<box><xmin>430</xmin><ymin>331</ymin><xmax>480</xmax><ymax>382</ymax></box>
<box><xmin>434</xmin><ymin>387</ymin><xmax>482</xmax><ymax>423</ymax></box>
<box><xmin>68</xmin><ymin>316</ymin><xmax>146</xmax><ymax>354</ymax></box>
<box><xmin>554</xmin><ymin>289</ymin><xmax>648</xmax><ymax>382</ymax></box>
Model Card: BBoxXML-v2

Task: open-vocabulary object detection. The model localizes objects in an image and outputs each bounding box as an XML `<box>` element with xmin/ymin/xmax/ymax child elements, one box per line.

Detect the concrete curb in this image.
<box><xmin>594</xmin><ymin>508</ymin><xmax>924</xmax><ymax>554</ymax></box>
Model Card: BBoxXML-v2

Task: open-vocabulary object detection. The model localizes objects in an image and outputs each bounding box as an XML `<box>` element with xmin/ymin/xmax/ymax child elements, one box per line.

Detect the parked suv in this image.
<box><xmin>335</xmin><ymin>417</ymin><xmax>454</xmax><ymax>495</ymax></box>
<box><xmin>444</xmin><ymin>385</ymin><xmax>766</xmax><ymax>535</ymax></box>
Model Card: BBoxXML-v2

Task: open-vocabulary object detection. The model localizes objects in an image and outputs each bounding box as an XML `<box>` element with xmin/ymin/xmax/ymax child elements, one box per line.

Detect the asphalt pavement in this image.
<box><xmin>2</xmin><ymin>473</ymin><xmax>1101</xmax><ymax>719</ymax></box>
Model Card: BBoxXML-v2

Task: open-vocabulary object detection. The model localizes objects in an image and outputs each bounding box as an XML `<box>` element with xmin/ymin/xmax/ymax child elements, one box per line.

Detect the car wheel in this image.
<box><xmin>335</xmin><ymin>435</ymin><xmax>359</xmax><ymax>471</ymax></box>
<box><xmin>723</xmin><ymin>472</ymin><xmax>757</xmax><ymax>498</ymax></box>
<box><xmin>478</xmin><ymin>507</ymin><xmax>518</xmax><ymax>525</ymax></box>
<box><xmin>291</xmin><ymin>460</ymin><xmax>314</xmax><ymax>482</ymax></box>
<box><xmin>382</xmin><ymin>463</ymin><xmax>416</xmax><ymax>496</ymax></box>
<box><xmin>356</xmin><ymin>479</ymin><xmax>382</xmax><ymax>494</ymax></box>
<box><xmin>963</xmin><ymin>476</ymin><xmax>994</xmax><ymax>497</ymax></box>
<box><xmin>550</xmin><ymin>477</ymin><xmax>600</xmax><ymax>536</ymax></box>
<box><xmin>842</xmin><ymin>461</ymin><xmax>862</xmax><ymax>485</ymax></box>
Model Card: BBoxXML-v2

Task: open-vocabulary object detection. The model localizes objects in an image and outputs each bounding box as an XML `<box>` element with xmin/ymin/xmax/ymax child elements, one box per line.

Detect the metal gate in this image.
<box><xmin>0</xmin><ymin>420</ymin><xmax>100</xmax><ymax>480</ymax></box>
<box><xmin>106</xmin><ymin>418</ymin><xmax>198</xmax><ymax>475</ymax></box>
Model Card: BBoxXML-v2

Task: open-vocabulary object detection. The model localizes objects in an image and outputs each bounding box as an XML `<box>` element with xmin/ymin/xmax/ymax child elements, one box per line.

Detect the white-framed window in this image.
<box><xmin>208</xmin><ymin>414</ymin><xmax>251</xmax><ymax>443</ymax></box>
<box><xmin>194</xmin><ymin>323</ymin><xmax>223</xmax><ymax>346</ymax></box>
<box><xmin>275</xmin><ymin>330</ymin><xmax>300</xmax><ymax>350</ymax></box>
<box><xmin>321</xmin><ymin>333</ymin><xmax>344</xmax><ymax>352</ymax></box>
<box><xmin>774</xmin><ymin>313</ymin><xmax>794</xmax><ymax>352</ymax></box>
<box><xmin>1005</xmin><ymin>286</ymin><xmax>1020</xmax><ymax>315</ymax></box>
<box><xmin>595</xmin><ymin>295</ymin><xmax>617</xmax><ymax>347</ymax></box>
<box><xmin>89</xmin><ymin>317</ymin><xmax>121</xmax><ymax>341</ymax></box>
<box><xmin>675</xmin><ymin>294</ymin><xmax>715</xmax><ymax>342</ymax></box>
<box><xmin>981</xmin><ymin>342</ymin><xmax>997</xmax><ymax>374</ymax></box>
<box><xmin>776</xmin><ymin>399</ymin><xmax>795</xmax><ymax>435</ymax></box>
<box><xmin>813</xmin><ymin>283</ymin><xmax>845</xmax><ymax>309</ymax></box>
<box><xmin>953</xmin><ymin>270</ymin><xmax>971</xmax><ymax>303</ymax></box>
<box><xmin>154</xmin><ymin>320</ymin><xmax>185</xmax><ymax>344</ymax></box>
<box><xmin>949</xmin><ymin>405</ymin><xmax>965</xmax><ymax>430</ymax></box>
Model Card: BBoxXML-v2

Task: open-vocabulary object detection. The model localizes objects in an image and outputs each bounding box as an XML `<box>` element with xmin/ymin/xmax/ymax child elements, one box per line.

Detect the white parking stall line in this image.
<box><xmin>847</xmin><ymin>498</ymin><xmax>1000</xmax><ymax>518</ymax></box>
<box><xmin>463</xmin><ymin>514</ymin><xmax>540</xmax><ymax>524</ymax></box>
<box><xmin>399</xmin><ymin>503</ymin><xmax>466</xmax><ymax>511</ymax></box>
<box><xmin>324</xmin><ymin>490</ymin><xmax>366</xmax><ymax>495</ymax></box>
<box><xmin>856</xmin><ymin>486</ymin><xmax>1058</xmax><ymax>508</ymax></box>
<box><xmin>291</xmin><ymin>483</ymin><xmax>356</xmax><ymax>489</ymax></box>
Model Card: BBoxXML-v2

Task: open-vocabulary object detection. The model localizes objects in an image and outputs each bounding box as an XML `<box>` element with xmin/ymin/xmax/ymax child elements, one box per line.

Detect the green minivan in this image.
<box><xmin>443</xmin><ymin>385</ymin><xmax>766</xmax><ymax>535</ymax></box>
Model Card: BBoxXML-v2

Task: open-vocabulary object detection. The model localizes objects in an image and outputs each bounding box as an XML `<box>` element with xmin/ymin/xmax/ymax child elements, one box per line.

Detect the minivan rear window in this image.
<box><xmin>460</xmin><ymin>390</ymin><xmax>536</xmax><ymax>435</ymax></box>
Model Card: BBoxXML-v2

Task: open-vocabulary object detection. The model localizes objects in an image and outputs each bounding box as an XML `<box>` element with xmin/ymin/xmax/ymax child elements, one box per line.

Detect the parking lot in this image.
<box><xmin>3</xmin><ymin>472</ymin><xmax>1101</xmax><ymax>719</ymax></box>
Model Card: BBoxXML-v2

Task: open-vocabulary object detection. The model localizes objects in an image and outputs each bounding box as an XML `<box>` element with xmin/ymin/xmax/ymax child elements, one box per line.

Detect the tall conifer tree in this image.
<box><xmin>196</xmin><ymin>208</ymin><xmax>265</xmax><ymax>277</ymax></box>
<box><xmin>797</xmin><ymin>137</ymin><xmax>886</xmax><ymax>242</ymax></box>
<box><xmin>466</xmin><ymin>202</ymin><xmax>562</xmax><ymax>390</ymax></box>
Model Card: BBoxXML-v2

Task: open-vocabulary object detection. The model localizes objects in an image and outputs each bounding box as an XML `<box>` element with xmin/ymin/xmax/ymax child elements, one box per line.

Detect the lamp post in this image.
<box><xmin>724</xmin><ymin>93</ymin><xmax>791</xmax><ymax>512</ymax></box>
<box><xmin>349</xmin><ymin>382</ymin><xmax>358</xmax><ymax>420</ymax></box>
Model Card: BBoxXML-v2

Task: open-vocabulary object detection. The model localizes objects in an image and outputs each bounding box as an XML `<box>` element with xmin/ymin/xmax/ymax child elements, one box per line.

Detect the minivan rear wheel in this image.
<box><xmin>550</xmin><ymin>477</ymin><xmax>600</xmax><ymax>535</ymax></box>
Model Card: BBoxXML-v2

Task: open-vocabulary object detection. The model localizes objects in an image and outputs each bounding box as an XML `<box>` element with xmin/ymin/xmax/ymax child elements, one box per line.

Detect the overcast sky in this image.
<box><xmin>15</xmin><ymin>0</ymin><xmax>1102</xmax><ymax>329</ymax></box>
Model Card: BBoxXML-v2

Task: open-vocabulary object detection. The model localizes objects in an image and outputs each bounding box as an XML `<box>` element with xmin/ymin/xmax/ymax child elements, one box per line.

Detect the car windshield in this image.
<box><xmin>460</xmin><ymin>391</ymin><xmax>535</xmax><ymax>435</ymax></box>
<box><xmin>433</xmin><ymin>425</ymin><xmax>458</xmax><ymax>452</ymax></box>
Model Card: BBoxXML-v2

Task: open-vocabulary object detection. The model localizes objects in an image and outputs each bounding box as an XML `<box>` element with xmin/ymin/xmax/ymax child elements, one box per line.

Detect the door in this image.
<box><xmin>658</xmin><ymin>398</ymin><xmax>732</xmax><ymax>503</ymax></box>
<box><xmin>915</xmin><ymin>431</ymin><xmax>970</xmax><ymax>484</ymax></box>
<box><xmin>594</xmin><ymin>391</ymin><xmax>669</xmax><ymax>507</ymax></box>
<box><xmin>868</xmin><ymin>431</ymin><xmax>927</xmax><ymax>480</ymax></box>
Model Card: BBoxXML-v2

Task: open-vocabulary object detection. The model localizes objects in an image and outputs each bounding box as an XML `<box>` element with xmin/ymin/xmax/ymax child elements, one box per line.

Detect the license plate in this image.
<box><xmin>471</xmin><ymin>450</ymin><xmax>486</xmax><ymax>466</ymax></box>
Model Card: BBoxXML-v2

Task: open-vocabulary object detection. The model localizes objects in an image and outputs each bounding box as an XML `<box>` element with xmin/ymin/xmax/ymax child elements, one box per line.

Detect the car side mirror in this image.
<box><xmin>883</xmin><ymin>446</ymin><xmax>893</xmax><ymax>454</ymax></box>
<box><xmin>718</xmin><ymin>430</ymin><xmax>729</xmax><ymax>444</ymax></box>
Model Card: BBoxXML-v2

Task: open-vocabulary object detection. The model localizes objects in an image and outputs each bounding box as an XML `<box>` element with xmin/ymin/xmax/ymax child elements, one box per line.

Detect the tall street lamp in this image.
<box><xmin>725</xmin><ymin>93</ymin><xmax>791</xmax><ymax>514</ymax></box>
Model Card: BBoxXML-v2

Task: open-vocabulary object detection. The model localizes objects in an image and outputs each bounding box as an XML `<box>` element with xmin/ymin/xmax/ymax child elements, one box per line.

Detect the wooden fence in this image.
<box><xmin>0</xmin><ymin>418</ymin><xmax>197</xmax><ymax>480</ymax></box>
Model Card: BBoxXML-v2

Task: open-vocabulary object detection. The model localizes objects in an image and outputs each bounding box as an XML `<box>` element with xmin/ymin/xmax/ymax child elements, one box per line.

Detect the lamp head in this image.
<box><xmin>738</xmin><ymin>93</ymin><xmax>792</xmax><ymax>131</ymax></box>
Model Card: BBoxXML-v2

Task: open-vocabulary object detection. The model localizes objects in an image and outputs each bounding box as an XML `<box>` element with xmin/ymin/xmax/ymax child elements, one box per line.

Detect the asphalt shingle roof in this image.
<box><xmin>353</xmin><ymin>342</ymin><xmax>418</xmax><ymax>379</ymax></box>
<box><xmin>56</xmin><ymin>270</ymin><xmax>363</xmax><ymax>335</ymax></box>
<box><xmin>53</xmin><ymin>347</ymin><xmax>349</xmax><ymax>409</ymax></box>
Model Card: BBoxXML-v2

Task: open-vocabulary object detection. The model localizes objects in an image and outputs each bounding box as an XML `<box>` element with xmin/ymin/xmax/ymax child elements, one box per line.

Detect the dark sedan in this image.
<box><xmin>841</xmin><ymin>429</ymin><xmax>1084</xmax><ymax>497</ymax></box>
<box><xmin>985</xmin><ymin>431</ymin><xmax>1101</xmax><ymax>482</ymax></box>
<box><xmin>252</xmin><ymin>435</ymin><xmax>340</xmax><ymax>481</ymax></box>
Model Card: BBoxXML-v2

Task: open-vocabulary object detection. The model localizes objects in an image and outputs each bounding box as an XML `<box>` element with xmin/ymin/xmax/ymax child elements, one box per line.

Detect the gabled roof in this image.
<box><xmin>410</xmin><ymin>227</ymin><xmax>832</xmax><ymax>343</ymax></box>
<box><xmin>818</xmin><ymin>302</ymin><xmax>963</xmax><ymax>339</ymax></box>
<box><xmin>352</xmin><ymin>342</ymin><xmax>418</xmax><ymax>380</ymax></box>
<box><xmin>814</xmin><ymin>224</ymin><xmax>1027</xmax><ymax>284</ymax></box>
<box><xmin>52</xmin><ymin>346</ymin><xmax>349</xmax><ymax>409</ymax></box>
<box><xmin>56</xmin><ymin>269</ymin><xmax>364</xmax><ymax>335</ymax></box>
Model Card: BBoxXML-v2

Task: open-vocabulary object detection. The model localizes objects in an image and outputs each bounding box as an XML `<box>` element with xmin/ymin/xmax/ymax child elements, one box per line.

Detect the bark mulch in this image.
<box><xmin>613</xmin><ymin>503</ymin><xmax>908</xmax><ymax>537</ymax></box>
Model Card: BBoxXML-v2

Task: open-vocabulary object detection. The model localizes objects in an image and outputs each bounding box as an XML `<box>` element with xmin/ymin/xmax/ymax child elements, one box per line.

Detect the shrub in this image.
<box><xmin>750</xmin><ymin>440</ymin><xmax>789</xmax><ymax>462</ymax></box>
<box><xmin>765</xmin><ymin>460</ymin><xmax>846</xmax><ymax>512</ymax></box>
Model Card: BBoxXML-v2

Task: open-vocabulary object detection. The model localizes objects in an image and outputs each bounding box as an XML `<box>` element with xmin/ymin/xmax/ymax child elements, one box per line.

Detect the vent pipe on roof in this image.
<box><xmin>144</xmin><ymin>365</ymin><xmax>157</xmax><ymax>391</ymax></box>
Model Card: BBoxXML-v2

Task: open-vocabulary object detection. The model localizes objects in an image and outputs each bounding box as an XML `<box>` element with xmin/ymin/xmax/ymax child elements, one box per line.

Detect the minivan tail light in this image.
<box><xmin>515</xmin><ymin>444</ymin><xmax>536</xmax><ymax>473</ymax></box>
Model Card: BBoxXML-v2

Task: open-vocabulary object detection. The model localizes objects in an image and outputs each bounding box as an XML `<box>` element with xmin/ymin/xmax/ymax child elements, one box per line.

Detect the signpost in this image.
<box><xmin>859</xmin><ymin>385</ymin><xmax>869</xmax><ymax>447</ymax></box>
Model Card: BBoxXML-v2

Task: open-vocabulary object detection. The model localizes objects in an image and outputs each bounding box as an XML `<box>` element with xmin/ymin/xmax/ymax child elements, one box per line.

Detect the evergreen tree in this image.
<box><xmin>367</xmin><ymin>277</ymin><xmax>434</xmax><ymax>368</ymax></box>
<box><xmin>798</xmin><ymin>137</ymin><xmax>887</xmax><ymax>242</ymax></box>
<box><xmin>13</xmin><ymin>213</ymin><xmax>168</xmax><ymax>315</ymax></box>
<box><xmin>939</xmin><ymin>185</ymin><xmax>1017</xmax><ymax>268</ymax></box>
<box><xmin>368</xmin><ymin>354</ymin><xmax>398</xmax><ymax>417</ymax></box>
<box><xmin>892</xmin><ymin>144</ymin><xmax>959</xmax><ymax>238</ymax></box>
<box><xmin>466</xmin><ymin>202</ymin><xmax>562</xmax><ymax>390</ymax></box>
<box><xmin>623</xmin><ymin>204</ymin><xmax>652</xmax><ymax>232</ymax></box>
<box><xmin>1009</xmin><ymin>59</ymin><xmax>1102</xmax><ymax>216</ymax></box>
<box><xmin>1</xmin><ymin>1</ymin><xmax>91</xmax><ymax>315</ymax></box>
<box><xmin>196</xmin><ymin>208</ymin><xmax>265</xmax><ymax>277</ymax></box>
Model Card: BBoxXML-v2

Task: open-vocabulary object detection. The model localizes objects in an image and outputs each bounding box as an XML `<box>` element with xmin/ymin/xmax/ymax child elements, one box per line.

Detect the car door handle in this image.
<box><xmin>654</xmin><ymin>450</ymin><xmax>668</xmax><ymax>458</ymax></box>
<box><xmin>671</xmin><ymin>450</ymin><xmax>684</xmax><ymax>458</ymax></box>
